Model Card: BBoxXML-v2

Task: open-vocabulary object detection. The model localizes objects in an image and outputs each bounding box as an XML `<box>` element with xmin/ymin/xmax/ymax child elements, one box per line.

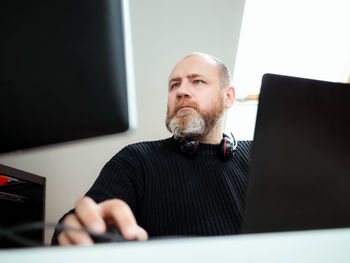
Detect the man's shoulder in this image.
<box><xmin>237</xmin><ymin>140</ymin><xmax>252</xmax><ymax>145</ymax></box>
<box><xmin>127</xmin><ymin>137</ymin><xmax>174</xmax><ymax>149</ymax></box>
<box><xmin>236</xmin><ymin>140</ymin><xmax>253</xmax><ymax>161</ymax></box>
<box><xmin>107</xmin><ymin>137</ymin><xmax>175</xmax><ymax>167</ymax></box>
<box><xmin>119</xmin><ymin>137</ymin><xmax>175</xmax><ymax>156</ymax></box>
<box><xmin>237</xmin><ymin>140</ymin><xmax>252</xmax><ymax>150</ymax></box>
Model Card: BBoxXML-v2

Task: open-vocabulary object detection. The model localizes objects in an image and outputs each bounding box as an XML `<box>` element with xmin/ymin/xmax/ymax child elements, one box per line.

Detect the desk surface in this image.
<box><xmin>1</xmin><ymin>227</ymin><xmax>350</xmax><ymax>263</ymax></box>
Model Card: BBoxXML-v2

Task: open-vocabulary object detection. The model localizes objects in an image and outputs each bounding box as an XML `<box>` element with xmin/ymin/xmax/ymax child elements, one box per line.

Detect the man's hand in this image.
<box><xmin>57</xmin><ymin>197</ymin><xmax>148</xmax><ymax>246</ymax></box>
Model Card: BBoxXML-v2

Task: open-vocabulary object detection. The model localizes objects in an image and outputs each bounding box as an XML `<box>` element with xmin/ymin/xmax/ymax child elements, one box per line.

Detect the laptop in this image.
<box><xmin>241</xmin><ymin>73</ymin><xmax>350</xmax><ymax>234</ymax></box>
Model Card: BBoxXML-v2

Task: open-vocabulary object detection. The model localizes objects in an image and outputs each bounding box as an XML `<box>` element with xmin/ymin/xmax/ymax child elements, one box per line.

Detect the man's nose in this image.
<box><xmin>176</xmin><ymin>81</ymin><xmax>191</xmax><ymax>98</ymax></box>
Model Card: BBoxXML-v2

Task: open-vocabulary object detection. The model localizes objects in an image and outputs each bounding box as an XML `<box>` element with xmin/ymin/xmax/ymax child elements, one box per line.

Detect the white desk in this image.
<box><xmin>1</xmin><ymin>228</ymin><xmax>350</xmax><ymax>263</ymax></box>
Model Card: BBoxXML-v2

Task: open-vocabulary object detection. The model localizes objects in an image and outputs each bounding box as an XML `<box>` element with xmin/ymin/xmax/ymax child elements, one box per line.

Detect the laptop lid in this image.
<box><xmin>241</xmin><ymin>73</ymin><xmax>350</xmax><ymax>234</ymax></box>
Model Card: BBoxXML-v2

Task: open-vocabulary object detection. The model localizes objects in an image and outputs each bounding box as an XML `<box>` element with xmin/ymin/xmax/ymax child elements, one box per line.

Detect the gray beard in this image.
<box><xmin>167</xmin><ymin>113</ymin><xmax>206</xmax><ymax>140</ymax></box>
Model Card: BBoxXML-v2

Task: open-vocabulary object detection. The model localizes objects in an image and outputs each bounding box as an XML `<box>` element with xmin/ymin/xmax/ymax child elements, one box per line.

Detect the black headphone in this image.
<box><xmin>179</xmin><ymin>133</ymin><xmax>237</xmax><ymax>160</ymax></box>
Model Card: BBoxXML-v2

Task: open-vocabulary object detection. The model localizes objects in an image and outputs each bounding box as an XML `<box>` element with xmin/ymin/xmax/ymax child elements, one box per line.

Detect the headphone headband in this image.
<box><xmin>178</xmin><ymin>133</ymin><xmax>237</xmax><ymax>160</ymax></box>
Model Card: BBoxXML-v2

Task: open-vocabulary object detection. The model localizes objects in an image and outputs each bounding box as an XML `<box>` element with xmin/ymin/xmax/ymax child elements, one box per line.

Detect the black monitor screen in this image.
<box><xmin>0</xmin><ymin>0</ymin><xmax>136</xmax><ymax>153</ymax></box>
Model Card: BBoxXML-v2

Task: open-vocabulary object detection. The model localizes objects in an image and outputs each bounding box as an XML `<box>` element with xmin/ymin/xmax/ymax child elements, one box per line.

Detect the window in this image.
<box><xmin>225</xmin><ymin>0</ymin><xmax>350</xmax><ymax>140</ymax></box>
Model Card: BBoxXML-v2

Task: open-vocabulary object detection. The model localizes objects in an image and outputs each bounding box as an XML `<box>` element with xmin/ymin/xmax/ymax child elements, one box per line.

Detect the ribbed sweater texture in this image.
<box><xmin>52</xmin><ymin>137</ymin><xmax>251</xmax><ymax>243</ymax></box>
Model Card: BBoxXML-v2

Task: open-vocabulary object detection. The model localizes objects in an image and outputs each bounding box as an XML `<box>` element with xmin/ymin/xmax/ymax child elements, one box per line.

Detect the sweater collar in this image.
<box><xmin>169</xmin><ymin>136</ymin><xmax>220</xmax><ymax>156</ymax></box>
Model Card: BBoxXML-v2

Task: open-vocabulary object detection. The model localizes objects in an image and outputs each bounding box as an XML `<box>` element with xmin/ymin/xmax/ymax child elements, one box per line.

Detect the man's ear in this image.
<box><xmin>224</xmin><ymin>86</ymin><xmax>235</xmax><ymax>109</ymax></box>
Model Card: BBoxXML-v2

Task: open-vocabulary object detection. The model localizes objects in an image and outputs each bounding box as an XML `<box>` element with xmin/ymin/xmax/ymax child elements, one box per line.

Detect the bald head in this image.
<box><xmin>180</xmin><ymin>52</ymin><xmax>232</xmax><ymax>88</ymax></box>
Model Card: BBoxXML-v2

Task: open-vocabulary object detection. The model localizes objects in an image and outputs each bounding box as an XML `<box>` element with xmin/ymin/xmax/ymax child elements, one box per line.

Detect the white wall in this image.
<box><xmin>0</xmin><ymin>0</ymin><xmax>245</xmax><ymax>244</ymax></box>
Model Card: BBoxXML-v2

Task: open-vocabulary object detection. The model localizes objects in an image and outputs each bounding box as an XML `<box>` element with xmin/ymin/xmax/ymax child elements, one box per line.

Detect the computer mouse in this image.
<box><xmin>90</xmin><ymin>225</ymin><xmax>135</xmax><ymax>243</ymax></box>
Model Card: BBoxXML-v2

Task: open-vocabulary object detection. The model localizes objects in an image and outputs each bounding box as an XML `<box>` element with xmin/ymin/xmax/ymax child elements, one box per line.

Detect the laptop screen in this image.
<box><xmin>241</xmin><ymin>74</ymin><xmax>350</xmax><ymax>234</ymax></box>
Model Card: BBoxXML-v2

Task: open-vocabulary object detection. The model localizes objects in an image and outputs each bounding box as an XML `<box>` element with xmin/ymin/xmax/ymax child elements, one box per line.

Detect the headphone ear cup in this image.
<box><xmin>219</xmin><ymin>136</ymin><xmax>235</xmax><ymax>160</ymax></box>
<box><xmin>180</xmin><ymin>139</ymin><xmax>199</xmax><ymax>157</ymax></box>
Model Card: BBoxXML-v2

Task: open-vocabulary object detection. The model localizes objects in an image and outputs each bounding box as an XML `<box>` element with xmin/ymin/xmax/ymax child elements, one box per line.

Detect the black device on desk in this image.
<box><xmin>0</xmin><ymin>164</ymin><xmax>45</xmax><ymax>248</ymax></box>
<box><xmin>0</xmin><ymin>0</ymin><xmax>135</xmax><ymax>247</ymax></box>
<box><xmin>0</xmin><ymin>0</ymin><xmax>136</xmax><ymax>154</ymax></box>
<box><xmin>241</xmin><ymin>74</ymin><xmax>350</xmax><ymax>234</ymax></box>
<box><xmin>90</xmin><ymin>225</ymin><xmax>130</xmax><ymax>243</ymax></box>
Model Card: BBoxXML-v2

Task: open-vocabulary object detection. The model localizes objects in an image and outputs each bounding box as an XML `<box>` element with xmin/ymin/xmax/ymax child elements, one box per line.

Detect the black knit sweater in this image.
<box><xmin>52</xmin><ymin>137</ymin><xmax>251</xmax><ymax>243</ymax></box>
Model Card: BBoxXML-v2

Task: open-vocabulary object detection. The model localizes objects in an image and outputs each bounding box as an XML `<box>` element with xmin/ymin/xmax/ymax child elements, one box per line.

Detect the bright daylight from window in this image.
<box><xmin>225</xmin><ymin>0</ymin><xmax>350</xmax><ymax>140</ymax></box>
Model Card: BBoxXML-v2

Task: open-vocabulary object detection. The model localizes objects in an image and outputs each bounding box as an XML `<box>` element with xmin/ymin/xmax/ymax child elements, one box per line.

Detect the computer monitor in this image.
<box><xmin>0</xmin><ymin>0</ymin><xmax>136</xmax><ymax>153</ymax></box>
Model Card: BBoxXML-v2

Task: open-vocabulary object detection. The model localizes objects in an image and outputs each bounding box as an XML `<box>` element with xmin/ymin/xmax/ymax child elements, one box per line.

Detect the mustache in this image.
<box><xmin>173</xmin><ymin>99</ymin><xmax>199</xmax><ymax>113</ymax></box>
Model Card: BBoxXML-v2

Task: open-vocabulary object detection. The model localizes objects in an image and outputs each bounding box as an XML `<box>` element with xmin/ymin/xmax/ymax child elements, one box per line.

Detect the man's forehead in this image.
<box><xmin>169</xmin><ymin>73</ymin><xmax>206</xmax><ymax>83</ymax></box>
<box><xmin>169</xmin><ymin>55</ymin><xmax>219</xmax><ymax>80</ymax></box>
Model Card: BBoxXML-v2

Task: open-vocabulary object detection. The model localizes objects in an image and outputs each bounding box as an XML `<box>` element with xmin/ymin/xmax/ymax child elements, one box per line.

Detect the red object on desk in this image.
<box><xmin>0</xmin><ymin>175</ymin><xmax>9</xmax><ymax>185</ymax></box>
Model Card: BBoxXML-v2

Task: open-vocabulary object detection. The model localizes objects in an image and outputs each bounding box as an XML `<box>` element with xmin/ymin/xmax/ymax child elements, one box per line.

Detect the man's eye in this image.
<box><xmin>193</xmin><ymin>80</ymin><xmax>203</xmax><ymax>84</ymax></box>
<box><xmin>170</xmin><ymin>83</ymin><xmax>180</xmax><ymax>89</ymax></box>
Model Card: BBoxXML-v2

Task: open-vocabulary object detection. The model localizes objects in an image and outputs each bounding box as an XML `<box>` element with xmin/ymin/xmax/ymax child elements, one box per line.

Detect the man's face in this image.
<box><xmin>166</xmin><ymin>55</ymin><xmax>226</xmax><ymax>139</ymax></box>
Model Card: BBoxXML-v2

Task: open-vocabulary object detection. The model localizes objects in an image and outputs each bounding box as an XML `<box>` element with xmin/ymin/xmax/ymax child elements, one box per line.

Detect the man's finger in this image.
<box><xmin>75</xmin><ymin>197</ymin><xmax>106</xmax><ymax>234</ymax></box>
<box><xmin>61</xmin><ymin>214</ymin><xmax>94</xmax><ymax>245</ymax></box>
<box><xmin>57</xmin><ymin>231</ymin><xmax>73</xmax><ymax>246</ymax></box>
<box><xmin>99</xmin><ymin>199</ymin><xmax>148</xmax><ymax>241</ymax></box>
<box><xmin>134</xmin><ymin>226</ymin><xmax>148</xmax><ymax>241</ymax></box>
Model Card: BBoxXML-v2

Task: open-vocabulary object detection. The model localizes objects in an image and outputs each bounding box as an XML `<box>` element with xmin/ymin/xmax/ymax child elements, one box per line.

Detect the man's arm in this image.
<box><xmin>52</xmin><ymin>145</ymin><xmax>147</xmax><ymax>246</ymax></box>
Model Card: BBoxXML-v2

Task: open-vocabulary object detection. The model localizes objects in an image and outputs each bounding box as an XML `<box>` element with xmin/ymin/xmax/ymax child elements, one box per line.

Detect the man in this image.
<box><xmin>52</xmin><ymin>52</ymin><xmax>251</xmax><ymax>245</ymax></box>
